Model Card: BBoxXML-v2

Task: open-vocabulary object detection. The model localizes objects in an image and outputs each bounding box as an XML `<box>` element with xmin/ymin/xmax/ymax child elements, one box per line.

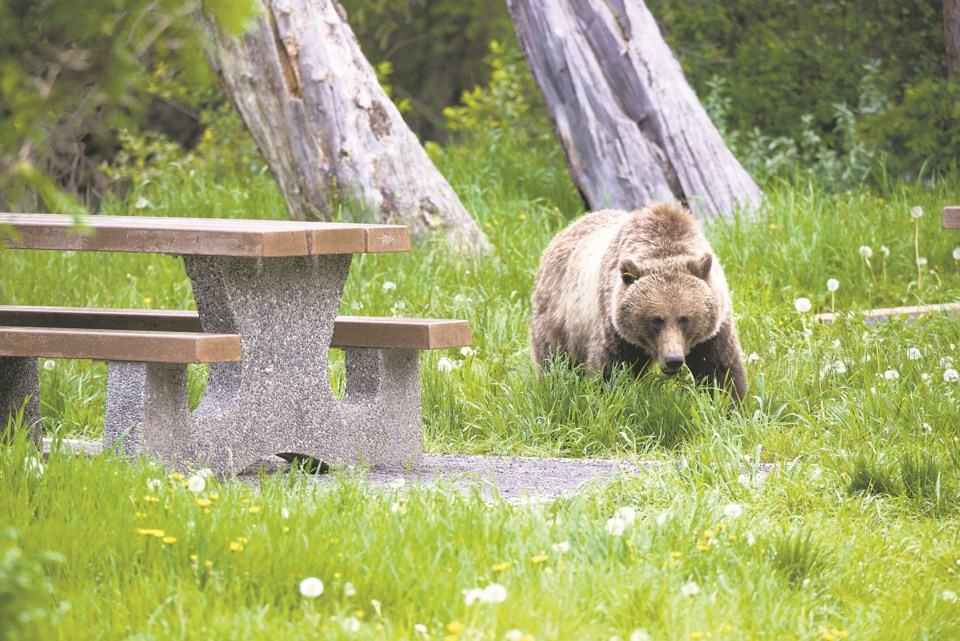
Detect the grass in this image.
<box><xmin>3</xmin><ymin>123</ymin><xmax>960</xmax><ymax>639</ymax></box>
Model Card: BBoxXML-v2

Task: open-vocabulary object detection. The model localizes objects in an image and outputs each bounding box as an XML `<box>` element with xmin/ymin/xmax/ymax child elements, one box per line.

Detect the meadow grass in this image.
<box><xmin>2</xmin><ymin>127</ymin><xmax>960</xmax><ymax>639</ymax></box>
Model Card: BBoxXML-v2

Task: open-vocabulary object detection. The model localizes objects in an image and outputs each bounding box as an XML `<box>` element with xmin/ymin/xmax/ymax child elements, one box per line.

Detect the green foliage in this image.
<box><xmin>0</xmin><ymin>0</ymin><xmax>259</xmax><ymax>212</ymax></box>
<box><xmin>647</xmin><ymin>0</ymin><xmax>958</xmax><ymax>177</ymax></box>
<box><xmin>0</xmin><ymin>525</ymin><xmax>65</xmax><ymax>639</ymax></box>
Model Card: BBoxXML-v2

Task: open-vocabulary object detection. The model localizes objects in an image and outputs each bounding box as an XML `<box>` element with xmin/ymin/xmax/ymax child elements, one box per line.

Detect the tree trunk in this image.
<box><xmin>206</xmin><ymin>0</ymin><xmax>490</xmax><ymax>251</ymax></box>
<box><xmin>506</xmin><ymin>0</ymin><xmax>761</xmax><ymax>220</ymax></box>
<box><xmin>945</xmin><ymin>0</ymin><xmax>960</xmax><ymax>80</ymax></box>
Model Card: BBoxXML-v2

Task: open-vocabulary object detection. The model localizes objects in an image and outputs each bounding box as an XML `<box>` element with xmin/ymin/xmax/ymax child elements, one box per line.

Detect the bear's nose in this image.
<box><xmin>664</xmin><ymin>357</ymin><xmax>684</xmax><ymax>372</ymax></box>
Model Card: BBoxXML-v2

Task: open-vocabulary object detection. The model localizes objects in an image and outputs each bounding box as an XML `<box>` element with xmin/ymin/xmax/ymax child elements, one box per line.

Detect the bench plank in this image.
<box><xmin>0</xmin><ymin>327</ymin><xmax>241</xmax><ymax>363</ymax></box>
<box><xmin>0</xmin><ymin>214</ymin><xmax>410</xmax><ymax>257</ymax></box>
<box><xmin>944</xmin><ymin>206</ymin><xmax>960</xmax><ymax>230</ymax></box>
<box><xmin>0</xmin><ymin>306</ymin><xmax>470</xmax><ymax>350</ymax></box>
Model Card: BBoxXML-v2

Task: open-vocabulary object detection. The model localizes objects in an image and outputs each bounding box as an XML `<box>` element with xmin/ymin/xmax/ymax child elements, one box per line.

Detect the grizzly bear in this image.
<box><xmin>530</xmin><ymin>202</ymin><xmax>747</xmax><ymax>403</ymax></box>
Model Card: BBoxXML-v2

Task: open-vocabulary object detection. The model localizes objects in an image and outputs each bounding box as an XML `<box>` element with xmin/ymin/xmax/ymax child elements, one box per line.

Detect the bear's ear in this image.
<box><xmin>619</xmin><ymin>260</ymin><xmax>641</xmax><ymax>285</ymax></box>
<box><xmin>688</xmin><ymin>253</ymin><xmax>712</xmax><ymax>280</ymax></box>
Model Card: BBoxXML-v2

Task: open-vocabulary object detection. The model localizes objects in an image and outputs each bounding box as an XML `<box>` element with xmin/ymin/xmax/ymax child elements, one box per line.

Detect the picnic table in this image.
<box><xmin>0</xmin><ymin>214</ymin><xmax>470</xmax><ymax>473</ymax></box>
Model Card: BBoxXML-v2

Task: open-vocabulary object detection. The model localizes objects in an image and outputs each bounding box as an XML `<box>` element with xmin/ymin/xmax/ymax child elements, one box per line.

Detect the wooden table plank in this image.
<box><xmin>331</xmin><ymin>316</ymin><xmax>472</xmax><ymax>350</ymax></box>
<box><xmin>0</xmin><ymin>214</ymin><xmax>410</xmax><ymax>256</ymax></box>
<box><xmin>943</xmin><ymin>206</ymin><xmax>960</xmax><ymax>229</ymax></box>
<box><xmin>0</xmin><ymin>326</ymin><xmax>241</xmax><ymax>363</ymax></box>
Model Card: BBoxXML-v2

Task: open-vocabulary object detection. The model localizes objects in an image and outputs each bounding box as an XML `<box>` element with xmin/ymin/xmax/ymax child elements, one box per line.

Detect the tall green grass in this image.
<box><xmin>2</xmin><ymin>123</ymin><xmax>960</xmax><ymax>638</ymax></box>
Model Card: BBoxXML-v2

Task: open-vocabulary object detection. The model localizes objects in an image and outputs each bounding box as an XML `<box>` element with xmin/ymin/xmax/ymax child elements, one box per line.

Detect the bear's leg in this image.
<box><xmin>685</xmin><ymin>322</ymin><xmax>747</xmax><ymax>404</ymax></box>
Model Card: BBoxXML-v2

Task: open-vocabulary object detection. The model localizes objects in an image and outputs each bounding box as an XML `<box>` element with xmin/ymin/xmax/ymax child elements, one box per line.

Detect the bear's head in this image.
<box><xmin>612</xmin><ymin>253</ymin><xmax>721</xmax><ymax>377</ymax></box>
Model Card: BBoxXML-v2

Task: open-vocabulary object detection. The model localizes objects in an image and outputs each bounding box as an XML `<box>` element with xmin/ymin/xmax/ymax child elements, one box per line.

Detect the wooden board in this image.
<box><xmin>0</xmin><ymin>327</ymin><xmax>241</xmax><ymax>363</ymax></box>
<box><xmin>331</xmin><ymin>316</ymin><xmax>471</xmax><ymax>350</ymax></box>
<box><xmin>0</xmin><ymin>214</ymin><xmax>409</xmax><ymax>257</ymax></box>
<box><xmin>0</xmin><ymin>307</ymin><xmax>470</xmax><ymax>350</ymax></box>
<box><xmin>815</xmin><ymin>302</ymin><xmax>960</xmax><ymax>327</ymax></box>
<box><xmin>943</xmin><ymin>206</ymin><xmax>960</xmax><ymax>229</ymax></box>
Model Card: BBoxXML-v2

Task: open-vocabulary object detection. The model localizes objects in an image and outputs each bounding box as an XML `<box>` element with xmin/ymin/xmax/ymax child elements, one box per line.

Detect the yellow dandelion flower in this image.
<box><xmin>719</xmin><ymin>623</ymin><xmax>733</xmax><ymax>633</ymax></box>
<box><xmin>770</xmin><ymin>223</ymin><xmax>778</xmax><ymax>231</ymax></box>
<box><xmin>202</xmin><ymin>129</ymin><xmax>214</xmax><ymax>142</ymax></box>
<box><xmin>531</xmin><ymin>554</ymin><xmax>548</xmax><ymax>564</ymax></box>
<box><xmin>334</xmin><ymin>572</ymin><xmax>342</xmax><ymax>579</ymax></box>
<box><xmin>204</xmin><ymin>560</ymin><xmax>213</xmax><ymax>568</ymax></box>
<box><xmin>164</xmin><ymin>505</ymin><xmax>172</xmax><ymax>511</ymax></box>
<box><xmin>519</xmin><ymin>213</ymin><xmax>527</xmax><ymax>221</ymax></box>
<box><xmin>492</xmin><ymin>562</ymin><xmax>512</xmax><ymax>572</ymax></box>
<box><xmin>190</xmin><ymin>554</ymin><xmax>198</xmax><ymax>562</ymax></box>
<box><xmin>162</xmin><ymin>536</ymin><xmax>177</xmax><ymax>545</ymax></box>
<box><xmin>282</xmin><ymin>526</ymin><xmax>291</xmax><ymax>534</ymax></box>
<box><xmin>697</xmin><ymin>543</ymin><xmax>710</xmax><ymax>552</ymax></box>
<box><xmin>520</xmin><ymin>635</ymin><xmax>535</xmax><ymax>641</ymax></box>
<box><xmin>229</xmin><ymin>541</ymin><xmax>244</xmax><ymax>552</ymax></box>
<box><xmin>728</xmin><ymin>535</ymin><xmax>737</xmax><ymax>542</ymax></box>
<box><xmin>446</xmin><ymin>621</ymin><xmax>464</xmax><ymax>634</ymax></box>
<box><xmin>143</xmin><ymin>297</ymin><xmax>152</xmax><ymax>304</ymax></box>
<box><xmin>690</xmin><ymin>633</ymin><xmax>705</xmax><ymax>640</ymax></box>
<box><xmin>485</xmin><ymin>222</ymin><xmax>492</xmax><ymax>229</ymax></box>
<box><xmin>135</xmin><ymin>528</ymin><xmax>166</xmax><ymax>538</ymax></box>
<box><xmin>703</xmin><ymin>530</ymin><xmax>714</xmax><ymax>539</ymax></box>
<box><xmin>209</xmin><ymin>493</ymin><xmax>220</xmax><ymax>500</ymax></box>
<box><xmin>241</xmin><ymin>498</ymin><xmax>250</xmax><ymax>505</ymax></box>
<box><xmin>716</xmin><ymin>523</ymin><xmax>726</xmax><ymax>531</ymax></box>
<box><xmin>670</xmin><ymin>551</ymin><xmax>682</xmax><ymax>559</ymax></box>
<box><xmin>134</xmin><ymin>511</ymin><xmax>146</xmax><ymax>519</ymax></box>
<box><xmin>196</xmin><ymin>498</ymin><xmax>212</xmax><ymax>508</ymax></box>
<box><xmin>170</xmin><ymin>473</ymin><xmax>184</xmax><ymax>481</ymax></box>
<box><xmin>544</xmin><ymin>567</ymin><xmax>553</xmax><ymax>575</ymax></box>
<box><xmin>240</xmin><ymin>536</ymin><xmax>249</xmax><ymax>544</ymax></box>
<box><xmin>353</xmin><ymin>610</ymin><xmax>365</xmax><ymax>618</ymax></box>
<box><xmin>248</xmin><ymin>506</ymin><xmax>260</xmax><ymax>515</ymax></box>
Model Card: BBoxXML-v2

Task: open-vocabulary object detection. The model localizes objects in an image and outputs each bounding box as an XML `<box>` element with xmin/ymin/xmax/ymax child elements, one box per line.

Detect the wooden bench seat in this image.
<box><xmin>0</xmin><ymin>306</ymin><xmax>471</xmax><ymax>350</ymax></box>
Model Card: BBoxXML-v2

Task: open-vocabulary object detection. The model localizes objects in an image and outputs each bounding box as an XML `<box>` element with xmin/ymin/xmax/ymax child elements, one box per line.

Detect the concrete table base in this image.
<box><xmin>102</xmin><ymin>254</ymin><xmax>424</xmax><ymax>474</ymax></box>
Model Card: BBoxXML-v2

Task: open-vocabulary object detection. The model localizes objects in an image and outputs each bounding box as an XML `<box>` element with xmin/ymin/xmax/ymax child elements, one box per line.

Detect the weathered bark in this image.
<box><xmin>945</xmin><ymin>0</ymin><xmax>960</xmax><ymax>80</ymax></box>
<box><xmin>206</xmin><ymin>0</ymin><xmax>490</xmax><ymax>251</ymax></box>
<box><xmin>506</xmin><ymin>0</ymin><xmax>761</xmax><ymax>220</ymax></box>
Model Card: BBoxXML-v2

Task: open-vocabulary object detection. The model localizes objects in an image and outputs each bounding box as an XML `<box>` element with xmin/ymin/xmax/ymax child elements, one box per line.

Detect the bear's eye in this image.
<box><xmin>621</xmin><ymin>271</ymin><xmax>638</xmax><ymax>284</ymax></box>
<box><xmin>678</xmin><ymin>316</ymin><xmax>690</xmax><ymax>328</ymax></box>
<box><xmin>650</xmin><ymin>317</ymin><xmax>665</xmax><ymax>330</ymax></box>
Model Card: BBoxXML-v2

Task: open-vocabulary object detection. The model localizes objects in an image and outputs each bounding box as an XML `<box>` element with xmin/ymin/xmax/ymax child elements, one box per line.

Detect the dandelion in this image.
<box><xmin>342</xmin><ymin>616</ymin><xmax>361</xmax><ymax>633</ymax></box>
<box><xmin>941</xmin><ymin>357</ymin><xmax>955</xmax><ymax>368</ymax></box>
<box><xmin>344</xmin><ymin>582</ymin><xmax>357</xmax><ymax>597</ymax></box>
<box><xmin>437</xmin><ymin>357</ymin><xmax>459</xmax><ymax>373</ymax></box>
<box><xmin>919</xmin><ymin>423</ymin><xmax>932</xmax><ymax>434</ymax></box>
<box><xmin>551</xmin><ymin>541</ymin><xmax>570</xmax><ymax>554</ymax></box>
<box><xmin>859</xmin><ymin>245</ymin><xmax>873</xmax><ymax>259</ymax></box>
<box><xmin>504</xmin><ymin>630</ymin><xmax>524</xmax><ymax>641</ymax></box>
<box><xmin>884</xmin><ymin>368</ymin><xmax>900</xmax><ymax>380</ymax></box>
<box><xmin>382</xmin><ymin>281</ymin><xmax>397</xmax><ymax>292</ymax></box>
<box><xmin>463</xmin><ymin>588</ymin><xmax>485</xmax><ymax>606</ymax></box>
<box><xmin>656</xmin><ymin>510</ymin><xmax>671</xmax><ymax>526</ymax></box>
<box><xmin>196</xmin><ymin>498</ymin><xmax>211</xmax><ymax>508</ymax></box>
<box><xmin>146</xmin><ymin>478</ymin><xmax>163</xmax><ymax>492</ymax></box>
<box><xmin>831</xmin><ymin>361</ymin><xmax>847</xmax><ymax>375</ymax></box>
<box><xmin>531</xmin><ymin>554</ymin><xmax>548</xmax><ymax>564</ymax></box>
<box><xmin>248</xmin><ymin>506</ymin><xmax>260</xmax><ymax>515</ymax></box>
<box><xmin>492</xmin><ymin>561</ymin><xmax>512</xmax><ymax>572</ymax></box>
<box><xmin>447</xmin><ymin>621</ymin><xmax>464</xmax><ymax>635</ymax></box>
<box><xmin>681</xmin><ymin>581</ymin><xmax>700</xmax><ymax>597</ymax></box>
<box><xmin>907</xmin><ymin>347</ymin><xmax>922</xmax><ymax>361</ymax></box>
<box><xmin>390</xmin><ymin>501</ymin><xmax>406</xmax><ymax>515</ymax></box>
<box><xmin>135</xmin><ymin>196</ymin><xmax>150</xmax><ymax>209</ymax></box>
<box><xmin>460</xmin><ymin>346</ymin><xmax>478</xmax><ymax>357</ymax></box>
<box><xmin>281</xmin><ymin>507</ymin><xmax>290</xmax><ymax>519</ymax></box>
<box><xmin>953</xmin><ymin>247</ymin><xmax>960</xmax><ymax>261</ymax></box>
<box><xmin>911</xmin><ymin>205</ymin><xmax>924</xmax><ymax>219</ymax></box>
<box><xmin>917</xmin><ymin>256</ymin><xmax>928</xmax><ymax>266</ymax></box>
<box><xmin>922</xmin><ymin>373</ymin><xmax>931</xmax><ymax>381</ymax></box>
<box><xmin>228</xmin><ymin>541</ymin><xmax>244</xmax><ymax>552</ymax></box>
<box><xmin>630</xmin><ymin>630</ymin><xmax>652</xmax><ymax>641</ymax></box>
<box><xmin>723</xmin><ymin>503</ymin><xmax>743</xmax><ymax>519</ymax></box>
<box><xmin>388</xmin><ymin>478</ymin><xmax>406</xmax><ymax>490</ymax></box>
<box><xmin>605</xmin><ymin>517</ymin><xmax>626</xmax><ymax>537</ymax></box>
<box><xmin>414</xmin><ymin>623</ymin><xmax>429</xmax><ymax>639</ymax></box>
<box><xmin>746</xmin><ymin>352</ymin><xmax>760</xmax><ymax>364</ymax></box>
<box><xmin>162</xmin><ymin>536</ymin><xmax>177</xmax><ymax>545</ymax></box>
<box><xmin>482</xmin><ymin>583</ymin><xmax>508</xmax><ymax>604</ymax></box>
<box><xmin>43</xmin><ymin>359</ymin><xmax>56</xmax><ymax>371</ymax></box>
<box><xmin>794</xmin><ymin>297</ymin><xmax>812</xmax><ymax>313</ymax></box>
<box><xmin>942</xmin><ymin>589</ymin><xmax>958</xmax><ymax>603</ymax></box>
<box><xmin>184</xmin><ymin>475</ymin><xmax>205</xmax><ymax>493</ymax></box>
<box><xmin>614</xmin><ymin>506</ymin><xmax>637</xmax><ymax>526</ymax></box>
<box><xmin>826</xmin><ymin>278</ymin><xmax>839</xmax><ymax>292</ymax></box>
<box><xmin>945</xmin><ymin>368</ymin><xmax>959</xmax><ymax>382</ymax></box>
<box><xmin>880</xmin><ymin>245</ymin><xmax>890</xmax><ymax>257</ymax></box>
<box><xmin>299</xmin><ymin>577</ymin><xmax>324</xmax><ymax>598</ymax></box>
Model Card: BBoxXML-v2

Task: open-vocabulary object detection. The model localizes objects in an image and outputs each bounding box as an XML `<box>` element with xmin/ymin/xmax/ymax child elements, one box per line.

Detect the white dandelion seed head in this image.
<box><xmin>463</xmin><ymin>587</ymin><xmax>486</xmax><ymax>607</ymax></box>
<box><xmin>681</xmin><ymin>581</ymin><xmax>700</xmax><ymax>597</ymax></box>
<box><xmin>605</xmin><ymin>517</ymin><xmax>626</xmax><ymax>537</ymax></box>
<box><xmin>281</xmin><ymin>507</ymin><xmax>290</xmax><ymax>519</ymax></box>
<box><xmin>794</xmin><ymin>297</ymin><xmax>812</xmax><ymax>313</ymax></box>
<box><xmin>341</xmin><ymin>616</ymin><xmax>361</xmax><ymax>633</ymax></box>
<box><xmin>630</xmin><ymin>630</ymin><xmax>653</xmax><ymax>641</ymax></box>
<box><xmin>185</xmin><ymin>474</ymin><xmax>206</xmax><ymax>493</ymax></box>
<box><xmin>746</xmin><ymin>352</ymin><xmax>760</xmax><ymax>364</ymax></box>
<box><xmin>504</xmin><ymin>630</ymin><xmax>524</xmax><ymax>641</ymax></box>
<box><xmin>945</xmin><ymin>368</ymin><xmax>959</xmax><ymax>382</ymax></box>
<box><xmin>922</xmin><ymin>373</ymin><xmax>931</xmax><ymax>381</ymax></box>
<box><xmin>382</xmin><ymin>281</ymin><xmax>397</xmax><ymax>292</ymax></box>
<box><xmin>388</xmin><ymin>478</ymin><xmax>406</xmax><ymax>489</ymax></box>
<box><xmin>826</xmin><ymin>278</ymin><xmax>839</xmax><ymax>292</ymax></box>
<box><xmin>880</xmin><ymin>245</ymin><xmax>890</xmax><ymax>257</ymax></box>
<box><xmin>942</xmin><ymin>589</ymin><xmax>958</xmax><ymax>603</ymax></box>
<box><xmin>437</xmin><ymin>357</ymin><xmax>459</xmax><ymax>373</ymax></box>
<box><xmin>390</xmin><ymin>501</ymin><xmax>406</xmax><ymax>515</ymax></box>
<box><xmin>460</xmin><ymin>346</ymin><xmax>478</xmax><ymax>357</ymax></box>
<box><xmin>919</xmin><ymin>423</ymin><xmax>932</xmax><ymax>434</ymax></box>
<box><xmin>614</xmin><ymin>506</ymin><xmax>637</xmax><ymax>526</ymax></box>
<box><xmin>953</xmin><ymin>247</ymin><xmax>960</xmax><ymax>261</ymax></box>
<box><xmin>910</xmin><ymin>205</ymin><xmax>924</xmax><ymax>219</ymax></box>
<box><xmin>832</xmin><ymin>361</ymin><xmax>847</xmax><ymax>375</ymax></box>
<box><xmin>551</xmin><ymin>541</ymin><xmax>571</xmax><ymax>554</ymax></box>
<box><xmin>656</xmin><ymin>510</ymin><xmax>671</xmax><ymax>527</ymax></box>
<box><xmin>299</xmin><ymin>577</ymin><xmax>324</xmax><ymax>598</ymax></box>
<box><xmin>907</xmin><ymin>347</ymin><xmax>922</xmax><ymax>361</ymax></box>
<box><xmin>723</xmin><ymin>503</ymin><xmax>744</xmax><ymax>519</ymax></box>
<box><xmin>135</xmin><ymin>196</ymin><xmax>150</xmax><ymax>210</ymax></box>
<box><xmin>343</xmin><ymin>582</ymin><xmax>356</xmax><ymax>597</ymax></box>
<box><xmin>746</xmin><ymin>531</ymin><xmax>756</xmax><ymax>546</ymax></box>
<box><xmin>414</xmin><ymin>623</ymin><xmax>429</xmax><ymax>638</ymax></box>
<box><xmin>917</xmin><ymin>256</ymin><xmax>928</xmax><ymax>266</ymax></box>
<box><xmin>884</xmin><ymin>368</ymin><xmax>900</xmax><ymax>380</ymax></box>
<box><xmin>43</xmin><ymin>359</ymin><xmax>56</xmax><ymax>371</ymax></box>
<box><xmin>482</xmin><ymin>583</ymin><xmax>508</xmax><ymax>604</ymax></box>
<box><xmin>859</xmin><ymin>245</ymin><xmax>873</xmax><ymax>259</ymax></box>
<box><xmin>146</xmin><ymin>478</ymin><xmax>163</xmax><ymax>492</ymax></box>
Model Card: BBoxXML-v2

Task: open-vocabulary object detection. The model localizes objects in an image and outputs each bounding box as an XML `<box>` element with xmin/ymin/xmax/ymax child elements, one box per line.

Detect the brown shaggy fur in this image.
<box><xmin>530</xmin><ymin>202</ymin><xmax>747</xmax><ymax>403</ymax></box>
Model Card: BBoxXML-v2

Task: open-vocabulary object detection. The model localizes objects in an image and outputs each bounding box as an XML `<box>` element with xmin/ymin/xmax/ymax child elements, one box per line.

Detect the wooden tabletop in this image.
<box><xmin>0</xmin><ymin>214</ymin><xmax>409</xmax><ymax>256</ymax></box>
<box><xmin>944</xmin><ymin>206</ymin><xmax>960</xmax><ymax>230</ymax></box>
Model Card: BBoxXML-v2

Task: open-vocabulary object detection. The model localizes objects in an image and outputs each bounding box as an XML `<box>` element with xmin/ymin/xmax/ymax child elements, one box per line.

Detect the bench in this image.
<box><xmin>0</xmin><ymin>306</ymin><xmax>470</xmax><ymax>465</ymax></box>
